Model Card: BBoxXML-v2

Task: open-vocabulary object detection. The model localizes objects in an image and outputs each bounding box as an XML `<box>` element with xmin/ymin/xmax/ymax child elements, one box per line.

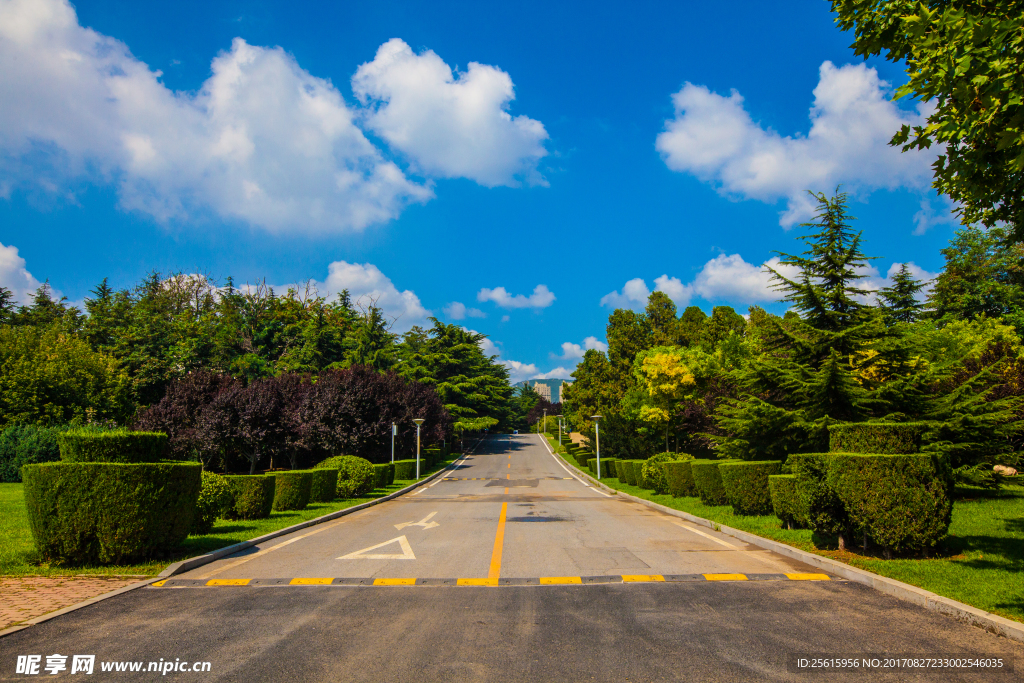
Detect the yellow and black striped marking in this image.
<box><xmin>151</xmin><ymin>573</ymin><xmax>833</xmax><ymax>588</ymax></box>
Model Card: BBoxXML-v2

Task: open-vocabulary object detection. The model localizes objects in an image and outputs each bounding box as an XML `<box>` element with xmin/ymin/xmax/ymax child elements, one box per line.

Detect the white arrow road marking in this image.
<box><xmin>338</xmin><ymin>535</ymin><xmax>416</xmax><ymax>560</ymax></box>
<box><xmin>394</xmin><ymin>511</ymin><xmax>439</xmax><ymax>530</ymax></box>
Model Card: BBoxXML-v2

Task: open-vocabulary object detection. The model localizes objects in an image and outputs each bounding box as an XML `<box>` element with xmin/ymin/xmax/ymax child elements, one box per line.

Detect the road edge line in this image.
<box><xmin>0</xmin><ymin>446</ymin><xmax>477</xmax><ymax>640</ymax></box>
<box><xmin>549</xmin><ymin>438</ymin><xmax>1024</xmax><ymax>645</ymax></box>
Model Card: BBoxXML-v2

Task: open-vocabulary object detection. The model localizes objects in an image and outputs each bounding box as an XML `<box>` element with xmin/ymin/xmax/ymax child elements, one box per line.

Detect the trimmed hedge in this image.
<box><xmin>641</xmin><ymin>453</ymin><xmax>684</xmax><ymax>493</ymax></box>
<box><xmin>224</xmin><ymin>475</ymin><xmax>276</xmax><ymax>520</ymax></box>
<box><xmin>616</xmin><ymin>460</ymin><xmax>636</xmax><ymax>486</ymax></box>
<box><xmin>663</xmin><ymin>460</ymin><xmax>697</xmax><ymax>497</ymax></box>
<box><xmin>790</xmin><ymin>454</ymin><xmax>851</xmax><ymax>540</ymax></box>
<box><xmin>317</xmin><ymin>455</ymin><xmax>375</xmax><ymax>496</ymax></box>
<box><xmin>309</xmin><ymin>468</ymin><xmax>339</xmax><ymax>503</ymax></box>
<box><xmin>691</xmin><ymin>460</ymin><xmax>730</xmax><ymax>506</ymax></box>
<box><xmin>57</xmin><ymin>429</ymin><xmax>168</xmax><ymax>464</ymax></box>
<box><xmin>272</xmin><ymin>471</ymin><xmax>313</xmax><ymax>511</ymax></box>
<box><xmin>0</xmin><ymin>424</ymin><xmax>62</xmax><ymax>483</ymax></box>
<box><xmin>600</xmin><ymin>457</ymin><xmax>617</xmax><ymax>479</ymax></box>
<box><xmin>827</xmin><ymin>453</ymin><xmax>953</xmax><ymax>553</ymax></box>
<box><xmin>719</xmin><ymin>461</ymin><xmax>783</xmax><ymax>515</ymax></box>
<box><xmin>768</xmin><ymin>474</ymin><xmax>807</xmax><ymax>529</ymax></box>
<box><xmin>191</xmin><ymin>471</ymin><xmax>232</xmax><ymax>535</ymax></box>
<box><xmin>828</xmin><ymin>422</ymin><xmax>927</xmax><ymax>454</ymax></box>
<box><xmin>393</xmin><ymin>459</ymin><xmax>417</xmax><ymax>481</ymax></box>
<box><xmin>22</xmin><ymin>461</ymin><xmax>201</xmax><ymax>565</ymax></box>
<box><xmin>372</xmin><ymin>463</ymin><xmax>393</xmax><ymax>490</ymax></box>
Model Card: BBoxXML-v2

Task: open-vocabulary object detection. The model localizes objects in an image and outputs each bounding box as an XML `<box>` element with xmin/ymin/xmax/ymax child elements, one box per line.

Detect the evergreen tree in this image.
<box><xmin>645</xmin><ymin>291</ymin><xmax>679</xmax><ymax>346</ymax></box>
<box><xmin>879</xmin><ymin>264</ymin><xmax>927</xmax><ymax>324</ymax></box>
<box><xmin>678</xmin><ymin>305</ymin><xmax>707</xmax><ymax>347</ymax></box>
<box><xmin>343</xmin><ymin>305</ymin><xmax>396</xmax><ymax>371</ymax></box>
<box><xmin>0</xmin><ymin>287</ymin><xmax>14</xmax><ymax>325</ymax></box>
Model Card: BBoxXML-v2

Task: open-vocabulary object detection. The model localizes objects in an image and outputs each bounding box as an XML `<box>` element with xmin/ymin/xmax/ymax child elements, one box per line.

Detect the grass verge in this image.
<box><xmin>546</xmin><ymin>435</ymin><xmax>1024</xmax><ymax>624</ymax></box>
<box><xmin>0</xmin><ymin>458</ymin><xmax>457</xmax><ymax>578</ymax></box>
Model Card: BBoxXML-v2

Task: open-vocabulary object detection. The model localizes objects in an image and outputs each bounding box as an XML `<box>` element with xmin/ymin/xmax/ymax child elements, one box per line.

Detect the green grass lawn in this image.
<box><xmin>548</xmin><ymin>436</ymin><xmax>1024</xmax><ymax>623</ymax></box>
<box><xmin>0</xmin><ymin>459</ymin><xmax>456</xmax><ymax>578</ymax></box>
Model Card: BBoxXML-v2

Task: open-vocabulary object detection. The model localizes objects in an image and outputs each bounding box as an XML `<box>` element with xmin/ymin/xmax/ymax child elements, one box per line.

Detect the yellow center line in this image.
<box><xmin>504</xmin><ymin>487</ymin><xmax>509</xmax><ymax>494</ymax></box>
<box><xmin>488</xmin><ymin>502</ymin><xmax>508</xmax><ymax>580</ymax></box>
<box><xmin>506</xmin><ymin>473</ymin><xmax>510</xmax><ymax>480</ymax></box>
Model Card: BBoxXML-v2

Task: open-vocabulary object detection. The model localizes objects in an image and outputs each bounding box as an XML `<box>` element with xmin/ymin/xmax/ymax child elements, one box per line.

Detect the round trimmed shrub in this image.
<box><xmin>641</xmin><ymin>453</ymin><xmax>683</xmax><ymax>493</ymax></box>
<box><xmin>769</xmin><ymin>474</ymin><xmax>807</xmax><ymax>529</ymax></box>
<box><xmin>309</xmin><ymin>468</ymin><xmax>339</xmax><ymax>503</ymax></box>
<box><xmin>393</xmin><ymin>458</ymin><xmax>417</xmax><ymax>481</ymax></box>
<box><xmin>224</xmin><ymin>475</ymin><xmax>276</xmax><ymax>520</ymax></box>
<box><xmin>317</xmin><ymin>455</ymin><xmax>375</xmax><ymax>496</ymax></box>
<box><xmin>272</xmin><ymin>471</ymin><xmax>313</xmax><ymax>511</ymax></box>
<box><xmin>719</xmin><ymin>461</ymin><xmax>783</xmax><ymax>515</ymax></box>
<box><xmin>827</xmin><ymin>453</ymin><xmax>953</xmax><ymax>554</ymax></box>
<box><xmin>663</xmin><ymin>459</ymin><xmax>696</xmax><ymax>497</ymax></box>
<box><xmin>57</xmin><ymin>429</ymin><xmax>168</xmax><ymax>463</ymax></box>
<box><xmin>691</xmin><ymin>460</ymin><xmax>730</xmax><ymax>506</ymax></box>
<box><xmin>191</xmin><ymin>471</ymin><xmax>232</xmax><ymax>535</ymax></box>
<box><xmin>22</xmin><ymin>461</ymin><xmax>201</xmax><ymax>565</ymax></box>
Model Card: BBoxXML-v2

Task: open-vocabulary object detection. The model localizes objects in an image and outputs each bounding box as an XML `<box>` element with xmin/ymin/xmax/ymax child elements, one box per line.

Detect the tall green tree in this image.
<box><xmin>832</xmin><ymin>0</ymin><xmax>1024</xmax><ymax>237</ymax></box>
<box><xmin>879</xmin><ymin>263</ymin><xmax>928</xmax><ymax>324</ymax></box>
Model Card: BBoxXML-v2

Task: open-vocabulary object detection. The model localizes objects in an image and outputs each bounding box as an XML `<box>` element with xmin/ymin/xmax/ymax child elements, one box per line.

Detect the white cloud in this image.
<box><xmin>352</xmin><ymin>38</ymin><xmax>548</xmax><ymax>187</ymax></box>
<box><xmin>0</xmin><ymin>240</ymin><xmax>43</xmax><ymax>304</ymax></box>
<box><xmin>599</xmin><ymin>277</ymin><xmax>650</xmax><ymax>310</ymax></box>
<box><xmin>556</xmin><ymin>336</ymin><xmax>608</xmax><ymax>360</ymax></box>
<box><xmin>443</xmin><ymin>301</ymin><xmax>485</xmax><ymax>320</ymax></box>
<box><xmin>477</xmin><ymin>284</ymin><xmax>555</xmax><ymax>309</ymax></box>
<box><xmin>858</xmin><ymin>261</ymin><xmax>937</xmax><ymax>304</ymax></box>
<box><xmin>503</xmin><ymin>360</ymin><xmax>539</xmax><ymax>384</ymax></box>
<box><xmin>531</xmin><ymin>367</ymin><xmax>573</xmax><ymax>380</ymax></box>
<box><xmin>656</xmin><ymin>61</ymin><xmax>941</xmax><ymax>227</ymax></box>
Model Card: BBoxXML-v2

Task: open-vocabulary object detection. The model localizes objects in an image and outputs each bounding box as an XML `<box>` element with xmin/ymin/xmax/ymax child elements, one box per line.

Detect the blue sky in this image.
<box><xmin>0</xmin><ymin>0</ymin><xmax>956</xmax><ymax>381</ymax></box>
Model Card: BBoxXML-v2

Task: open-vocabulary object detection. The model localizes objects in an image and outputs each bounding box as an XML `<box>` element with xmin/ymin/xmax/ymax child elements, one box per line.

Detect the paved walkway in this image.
<box><xmin>0</xmin><ymin>576</ymin><xmax>144</xmax><ymax>630</ymax></box>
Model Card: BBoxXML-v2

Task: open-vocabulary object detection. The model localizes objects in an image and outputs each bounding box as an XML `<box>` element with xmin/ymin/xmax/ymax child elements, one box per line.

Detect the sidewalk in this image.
<box><xmin>0</xmin><ymin>577</ymin><xmax>146</xmax><ymax>630</ymax></box>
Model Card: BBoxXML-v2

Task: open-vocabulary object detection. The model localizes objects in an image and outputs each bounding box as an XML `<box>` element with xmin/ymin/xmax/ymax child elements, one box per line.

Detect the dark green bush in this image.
<box><xmin>663</xmin><ymin>459</ymin><xmax>697</xmax><ymax>497</ymax></box>
<box><xmin>372</xmin><ymin>463</ymin><xmax>392</xmax><ymax>489</ymax></box>
<box><xmin>599</xmin><ymin>457</ymin><xmax>617</xmax><ymax>479</ymax></box>
<box><xmin>827</xmin><ymin>453</ymin><xmax>953</xmax><ymax>554</ymax></box>
<box><xmin>0</xmin><ymin>424</ymin><xmax>62</xmax><ymax>483</ymax></box>
<box><xmin>309</xmin><ymin>468</ymin><xmax>338</xmax><ymax>503</ymax></box>
<box><xmin>587</xmin><ymin>457</ymin><xmax>597</xmax><ymax>474</ymax></box>
<box><xmin>768</xmin><ymin>474</ymin><xmax>807</xmax><ymax>529</ymax></box>
<box><xmin>393</xmin><ymin>459</ymin><xmax>417</xmax><ymax>481</ymax></box>
<box><xmin>691</xmin><ymin>460</ymin><xmax>730</xmax><ymax>505</ymax></box>
<box><xmin>223</xmin><ymin>475</ymin><xmax>275</xmax><ymax>520</ymax></box>
<box><xmin>641</xmin><ymin>453</ymin><xmax>684</xmax><ymax>493</ymax></box>
<box><xmin>272</xmin><ymin>471</ymin><xmax>313</xmax><ymax>511</ymax></box>
<box><xmin>790</xmin><ymin>454</ymin><xmax>852</xmax><ymax>542</ymax></box>
<box><xmin>828</xmin><ymin>422</ymin><xmax>927</xmax><ymax>454</ymax></box>
<box><xmin>621</xmin><ymin>460</ymin><xmax>642</xmax><ymax>486</ymax></box>
<box><xmin>22</xmin><ymin>461</ymin><xmax>201</xmax><ymax>565</ymax></box>
<box><xmin>719</xmin><ymin>461</ymin><xmax>783</xmax><ymax>515</ymax></box>
<box><xmin>317</xmin><ymin>455</ymin><xmax>375</xmax><ymax>496</ymax></box>
<box><xmin>191</xmin><ymin>471</ymin><xmax>232</xmax><ymax>535</ymax></box>
<box><xmin>58</xmin><ymin>429</ymin><xmax>168</xmax><ymax>463</ymax></box>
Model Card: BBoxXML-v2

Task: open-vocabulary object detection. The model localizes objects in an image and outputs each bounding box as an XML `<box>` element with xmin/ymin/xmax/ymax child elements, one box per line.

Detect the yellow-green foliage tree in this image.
<box><xmin>0</xmin><ymin>325</ymin><xmax>132</xmax><ymax>428</ymax></box>
<box><xmin>635</xmin><ymin>346</ymin><xmax>720</xmax><ymax>452</ymax></box>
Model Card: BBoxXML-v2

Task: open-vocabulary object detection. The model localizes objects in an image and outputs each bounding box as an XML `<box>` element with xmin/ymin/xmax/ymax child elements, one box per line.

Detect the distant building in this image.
<box><xmin>518</xmin><ymin>378</ymin><xmax>573</xmax><ymax>403</ymax></box>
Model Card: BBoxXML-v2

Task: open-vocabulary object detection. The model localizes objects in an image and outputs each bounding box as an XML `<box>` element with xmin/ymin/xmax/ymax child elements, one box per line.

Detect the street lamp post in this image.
<box><xmin>543</xmin><ymin>409</ymin><xmax>547</xmax><ymax>435</ymax></box>
<box><xmin>556</xmin><ymin>415</ymin><xmax>564</xmax><ymax>449</ymax></box>
<box><xmin>591</xmin><ymin>415</ymin><xmax>603</xmax><ymax>478</ymax></box>
<box><xmin>413</xmin><ymin>418</ymin><xmax>425</xmax><ymax>479</ymax></box>
<box><xmin>391</xmin><ymin>423</ymin><xmax>396</xmax><ymax>463</ymax></box>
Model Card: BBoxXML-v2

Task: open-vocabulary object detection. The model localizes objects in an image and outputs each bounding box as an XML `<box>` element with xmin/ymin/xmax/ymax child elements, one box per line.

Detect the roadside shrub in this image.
<box><xmin>223</xmin><ymin>475</ymin><xmax>276</xmax><ymax>520</ymax></box>
<box><xmin>393</xmin><ymin>459</ymin><xmax>417</xmax><ymax>481</ymax></box>
<box><xmin>22</xmin><ymin>461</ymin><xmax>201</xmax><ymax>565</ymax></box>
<box><xmin>191</xmin><ymin>471</ymin><xmax>232</xmax><ymax>535</ymax></box>
<box><xmin>663</xmin><ymin>458</ymin><xmax>696</xmax><ymax>497</ymax></box>
<box><xmin>719</xmin><ymin>461</ymin><xmax>783</xmax><ymax>515</ymax></box>
<box><xmin>827</xmin><ymin>453</ymin><xmax>953</xmax><ymax>555</ymax></box>
<box><xmin>0</xmin><ymin>424</ymin><xmax>62</xmax><ymax>483</ymax></box>
<box><xmin>769</xmin><ymin>474</ymin><xmax>807</xmax><ymax>529</ymax></box>
<box><xmin>790</xmin><ymin>454</ymin><xmax>853</xmax><ymax>546</ymax></box>
<box><xmin>372</xmin><ymin>463</ymin><xmax>392</xmax><ymax>489</ymax></box>
<box><xmin>691</xmin><ymin>460</ymin><xmax>730</xmax><ymax>506</ymax></box>
<box><xmin>620</xmin><ymin>460</ymin><xmax>642</xmax><ymax>486</ymax></box>
<box><xmin>272</xmin><ymin>471</ymin><xmax>313</xmax><ymax>511</ymax></box>
<box><xmin>828</xmin><ymin>422</ymin><xmax>927</xmax><ymax>454</ymax></box>
<box><xmin>641</xmin><ymin>453</ymin><xmax>682</xmax><ymax>493</ymax></box>
<box><xmin>317</xmin><ymin>455</ymin><xmax>375</xmax><ymax>496</ymax></box>
<box><xmin>587</xmin><ymin>457</ymin><xmax>597</xmax><ymax>474</ymax></box>
<box><xmin>600</xmin><ymin>457</ymin><xmax>617</xmax><ymax>479</ymax></box>
<box><xmin>309</xmin><ymin>468</ymin><xmax>339</xmax><ymax>503</ymax></box>
<box><xmin>58</xmin><ymin>429</ymin><xmax>167</xmax><ymax>463</ymax></box>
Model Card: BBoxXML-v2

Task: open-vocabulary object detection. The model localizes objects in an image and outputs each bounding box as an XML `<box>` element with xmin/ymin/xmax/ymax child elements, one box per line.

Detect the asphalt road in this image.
<box><xmin>1</xmin><ymin>435</ymin><xmax>1021</xmax><ymax>682</ymax></box>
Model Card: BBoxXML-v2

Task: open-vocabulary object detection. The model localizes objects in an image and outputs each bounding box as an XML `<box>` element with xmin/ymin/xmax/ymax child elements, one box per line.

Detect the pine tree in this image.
<box><xmin>0</xmin><ymin>287</ymin><xmax>14</xmax><ymax>325</ymax></box>
<box><xmin>879</xmin><ymin>264</ymin><xmax>926</xmax><ymax>324</ymax></box>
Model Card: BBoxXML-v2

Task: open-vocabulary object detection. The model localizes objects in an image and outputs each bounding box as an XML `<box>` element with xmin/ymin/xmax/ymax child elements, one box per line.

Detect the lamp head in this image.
<box><xmin>590</xmin><ymin>414</ymin><xmax>603</xmax><ymax>422</ymax></box>
<box><xmin>413</xmin><ymin>418</ymin><xmax>425</xmax><ymax>426</ymax></box>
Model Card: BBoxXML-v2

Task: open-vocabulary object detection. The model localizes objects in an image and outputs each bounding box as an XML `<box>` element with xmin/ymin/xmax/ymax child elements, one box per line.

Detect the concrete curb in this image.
<box><xmin>0</xmin><ymin>454</ymin><xmax>468</xmax><ymax>640</ymax></box>
<box><xmin>542</xmin><ymin>435</ymin><xmax>1024</xmax><ymax>645</ymax></box>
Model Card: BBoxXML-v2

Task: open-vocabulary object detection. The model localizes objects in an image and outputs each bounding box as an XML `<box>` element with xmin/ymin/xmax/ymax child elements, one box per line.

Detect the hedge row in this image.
<box><xmin>719</xmin><ymin>461</ymin><xmax>782</xmax><ymax>515</ymax></box>
<box><xmin>663</xmin><ymin>460</ymin><xmax>696</xmax><ymax>497</ymax></box>
<box><xmin>768</xmin><ymin>474</ymin><xmax>806</xmax><ymax>529</ymax></box>
<box><xmin>272</xmin><ymin>471</ymin><xmax>313</xmax><ymax>511</ymax></box>
<box><xmin>691</xmin><ymin>460</ymin><xmax>731</xmax><ymax>505</ymax></box>
<box><xmin>0</xmin><ymin>424</ymin><xmax>61</xmax><ymax>483</ymax></box>
<box><xmin>393</xmin><ymin>459</ymin><xmax>417</xmax><ymax>480</ymax></box>
<box><xmin>23</xmin><ymin>461</ymin><xmax>201</xmax><ymax>565</ymax></box>
<box><xmin>827</xmin><ymin>422</ymin><xmax>927</xmax><ymax>455</ymax></box>
<box><xmin>224</xmin><ymin>475</ymin><xmax>276</xmax><ymax>520</ymax></box>
<box><xmin>192</xmin><ymin>471</ymin><xmax>233</xmax><ymax>535</ymax></box>
<box><xmin>57</xmin><ymin>429</ymin><xmax>168</xmax><ymax>464</ymax></box>
<box><xmin>309</xmin><ymin>468</ymin><xmax>339</xmax><ymax>503</ymax></box>
<box><xmin>372</xmin><ymin>463</ymin><xmax>396</xmax><ymax>489</ymax></box>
